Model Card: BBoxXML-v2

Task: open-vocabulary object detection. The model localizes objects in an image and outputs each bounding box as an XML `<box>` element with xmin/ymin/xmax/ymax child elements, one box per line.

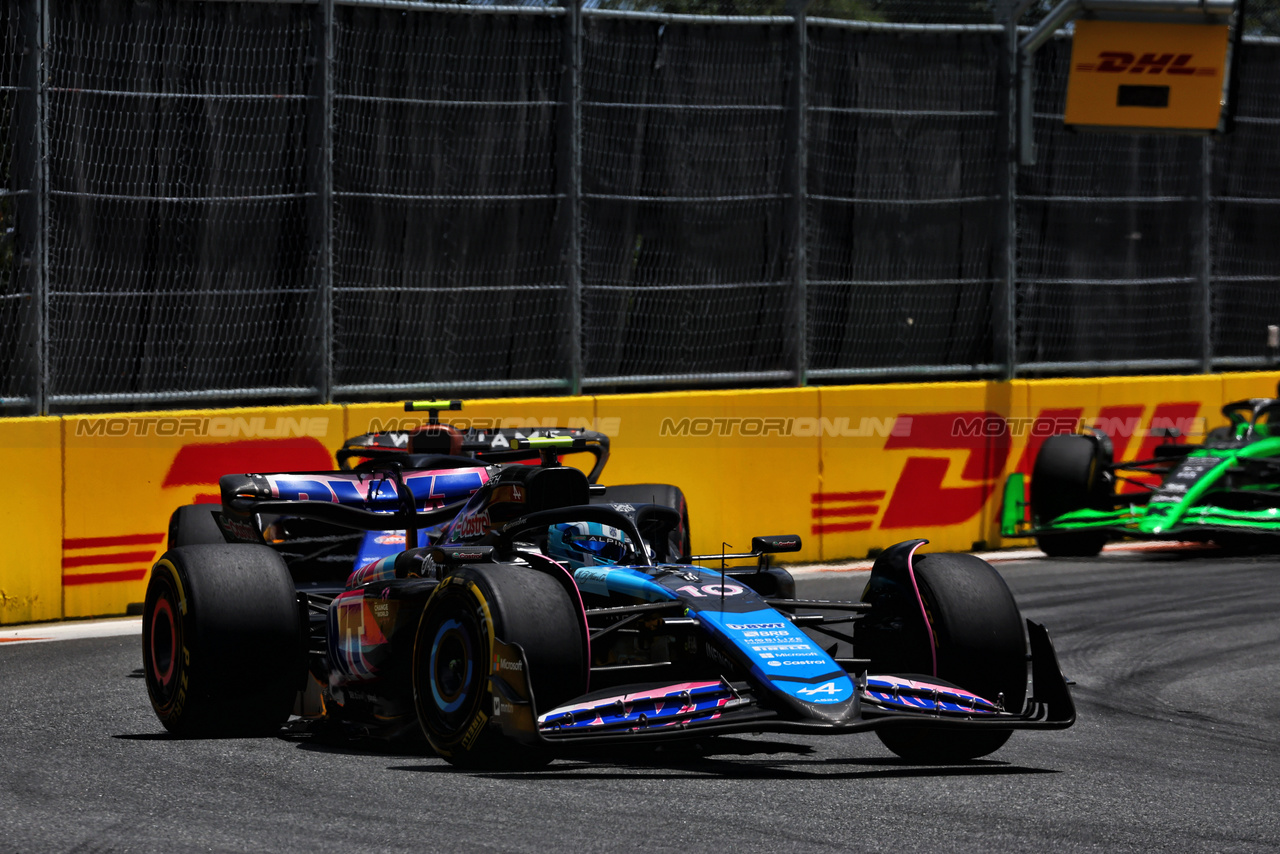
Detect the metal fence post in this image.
<box><xmin>13</xmin><ymin>0</ymin><xmax>50</xmax><ymax>414</ymax></box>
<box><xmin>998</xmin><ymin>6</ymin><xmax>1024</xmax><ymax>380</ymax></box>
<box><xmin>559</xmin><ymin>0</ymin><xmax>583</xmax><ymax>395</ymax></box>
<box><xmin>1199</xmin><ymin>134</ymin><xmax>1214</xmax><ymax>373</ymax></box>
<box><xmin>310</xmin><ymin>0</ymin><xmax>335</xmax><ymax>403</ymax></box>
<box><xmin>786</xmin><ymin>0</ymin><xmax>809</xmax><ymax>387</ymax></box>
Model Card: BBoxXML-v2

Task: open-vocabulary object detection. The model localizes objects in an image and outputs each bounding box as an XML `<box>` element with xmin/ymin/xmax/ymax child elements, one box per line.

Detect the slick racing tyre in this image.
<box><xmin>593</xmin><ymin>483</ymin><xmax>691</xmax><ymax>561</ymax></box>
<box><xmin>873</xmin><ymin>552</ymin><xmax>1027</xmax><ymax>763</ymax></box>
<box><xmin>142</xmin><ymin>544</ymin><xmax>304</xmax><ymax>737</ymax></box>
<box><xmin>1031</xmin><ymin>434</ymin><xmax>1111</xmax><ymax>557</ymax></box>
<box><xmin>413</xmin><ymin>564</ymin><xmax>587</xmax><ymax>769</ymax></box>
<box><xmin>167</xmin><ymin>504</ymin><xmax>226</xmax><ymax>548</ymax></box>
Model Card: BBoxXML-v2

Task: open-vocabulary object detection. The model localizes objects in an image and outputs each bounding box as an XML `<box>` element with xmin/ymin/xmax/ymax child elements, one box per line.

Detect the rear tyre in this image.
<box><xmin>167</xmin><ymin>503</ymin><xmax>225</xmax><ymax>548</ymax></box>
<box><xmin>1031</xmin><ymin>435</ymin><xmax>1110</xmax><ymax>557</ymax></box>
<box><xmin>594</xmin><ymin>483</ymin><xmax>691</xmax><ymax>561</ymax></box>
<box><xmin>142</xmin><ymin>544</ymin><xmax>303</xmax><ymax>737</ymax></box>
<box><xmin>413</xmin><ymin>564</ymin><xmax>587</xmax><ymax>769</ymax></box>
<box><xmin>874</xmin><ymin>552</ymin><xmax>1027</xmax><ymax>762</ymax></box>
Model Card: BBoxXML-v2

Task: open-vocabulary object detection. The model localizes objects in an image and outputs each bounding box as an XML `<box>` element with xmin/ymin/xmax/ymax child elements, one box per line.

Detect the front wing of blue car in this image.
<box><xmin>486</xmin><ymin>619</ymin><xmax>1075</xmax><ymax>749</ymax></box>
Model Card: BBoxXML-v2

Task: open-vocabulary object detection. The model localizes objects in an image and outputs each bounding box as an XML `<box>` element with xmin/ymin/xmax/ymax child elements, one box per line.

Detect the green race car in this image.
<box><xmin>1003</xmin><ymin>395</ymin><xmax>1280</xmax><ymax>556</ymax></box>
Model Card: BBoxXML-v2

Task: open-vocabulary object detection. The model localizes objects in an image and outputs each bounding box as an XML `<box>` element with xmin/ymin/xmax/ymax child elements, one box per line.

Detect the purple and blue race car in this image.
<box><xmin>142</xmin><ymin>402</ymin><xmax>1074</xmax><ymax>768</ymax></box>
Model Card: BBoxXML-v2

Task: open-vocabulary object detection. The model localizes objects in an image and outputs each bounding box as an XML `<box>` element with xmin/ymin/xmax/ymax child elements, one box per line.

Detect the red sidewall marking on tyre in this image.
<box><xmin>150</xmin><ymin>595</ymin><xmax>177</xmax><ymax>688</ymax></box>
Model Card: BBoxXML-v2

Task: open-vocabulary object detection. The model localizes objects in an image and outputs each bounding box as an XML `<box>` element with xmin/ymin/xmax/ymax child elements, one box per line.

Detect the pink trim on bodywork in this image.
<box><xmin>546</xmin><ymin>681</ymin><xmax>725</xmax><ymax>717</ymax></box>
<box><xmin>903</xmin><ymin>540</ymin><xmax>937</xmax><ymax>678</ymax></box>
<box><xmin>869</xmin><ymin>675</ymin><xmax>989</xmax><ymax>705</ymax></box>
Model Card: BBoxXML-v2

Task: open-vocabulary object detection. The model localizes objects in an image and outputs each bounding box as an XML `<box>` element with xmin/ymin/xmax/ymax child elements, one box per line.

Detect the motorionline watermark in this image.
<box><xmin>75</xmin><ymin>416</ymin><xmax>332</xmax><ymax>439</ymax></box>
<box><xmin>951</xmin><ymin>414</ymin><xmax>1208</xmax><ymax>439</ymax></box>
<box><xmin>657</xmin><ymin>413</ymin><xmax>1209</xmax><ymax>440</ymax></box>
<box><xmin>364</xmin><ymin>417</ymin><xmax>622</xmax><ymax>436</ymax></box>
<box><xmin>69</xmin><ymin>412</ymin><xmax>1209</xmax><ymax>441</ymax></box>
<box><xmin>660</xmin><ymin>416</ymin><xmax>911</xmax><ymax>438</ymax></box>
<box><xmin>73</xmin><ymin>415</ymin><xmax>625</xmax><ymax>439</ymax></box>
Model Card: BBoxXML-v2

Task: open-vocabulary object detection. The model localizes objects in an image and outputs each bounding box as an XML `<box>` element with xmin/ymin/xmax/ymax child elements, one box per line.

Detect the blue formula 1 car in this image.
<box><xmin>142</xmin><ymin>408</ymin><xmax>1074</xmax><ymax>769</ymax></box>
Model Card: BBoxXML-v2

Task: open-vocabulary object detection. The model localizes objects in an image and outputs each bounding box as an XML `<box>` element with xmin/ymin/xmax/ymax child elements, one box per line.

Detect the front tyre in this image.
<box><xmin>142</xmin><ymin>544</ymin><xmax>303</xmax><ymax>737</ymax></box>
<box><xmin>874</xmin><ymin>552</ymin><xmax>1027</xmax><ymax>762</ymax></box>
<box><xmin>1031</xmin><ymin>434</ymin><xmax>1110</xmax><ymax>557</ymax></box>
<box><xmin>413</xmin><ymin>565</ymin><xmax>586</xmax><ymax>769</ymax></box>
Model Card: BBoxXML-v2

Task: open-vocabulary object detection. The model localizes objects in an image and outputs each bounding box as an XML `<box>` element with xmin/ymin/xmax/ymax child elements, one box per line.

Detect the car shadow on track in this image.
<box><xmin>116</xmin><ymin>729</ymin><xmax>1060</xmax><ymax>778</ymax></box>
<box><xmin>384</xmin><ymin>737</ymin><xmax>1061</xmax><ymax>780</ymax></box>
<box><xmin>391</xmin><ymin>760</ymin><xmax>1060</xmax><ymax>781</ymax></box>
<box><xmin>113</xmin><ymin>731</ymin><xmax>432</xmax><ymax>755</ymax></box>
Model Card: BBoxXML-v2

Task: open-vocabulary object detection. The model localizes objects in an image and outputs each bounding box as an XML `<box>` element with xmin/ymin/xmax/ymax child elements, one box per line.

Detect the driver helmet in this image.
<box><xmin>547</xmin><ymin>522</ymin><xmax>632</xmax><ymax>568</ymax></box>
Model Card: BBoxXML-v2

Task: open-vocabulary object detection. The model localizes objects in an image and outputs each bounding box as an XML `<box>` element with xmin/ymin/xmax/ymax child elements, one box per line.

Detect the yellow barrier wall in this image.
<box><xmin>5</xmin><ymin>371</ymin><xmax>1280</xmax><ymax>623</ymax></box>
<box><xmin>596</xmin><ymin>388</ymin><xmax>821</xmax><ymax>561</ymax></box>
<box><xmin>0</xmin><ymin>417</ymin><xmax>62</xmax><ymax>625</ymax></box>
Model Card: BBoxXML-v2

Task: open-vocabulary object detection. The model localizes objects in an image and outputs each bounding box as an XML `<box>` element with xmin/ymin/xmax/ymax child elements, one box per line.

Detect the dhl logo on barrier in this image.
<box><xmin>811</xmin><ymin>401</ymin><xmax>1202</xmax><ymax>539</ymax></box>
<box><xmin>1075</xmin><ymin>53</ymin><xmax>1218</xmax><ymax>77</ymax></box>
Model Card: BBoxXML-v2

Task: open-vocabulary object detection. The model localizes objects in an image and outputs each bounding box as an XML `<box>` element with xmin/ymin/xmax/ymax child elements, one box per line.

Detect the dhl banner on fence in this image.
<box><xmin>2</xmin><ymin>373</ymin><xmax>1277</xmax><ymax>623</ymax></box>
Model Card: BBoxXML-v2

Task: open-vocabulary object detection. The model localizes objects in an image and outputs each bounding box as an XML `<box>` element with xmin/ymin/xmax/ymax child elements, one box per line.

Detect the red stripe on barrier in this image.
<box><xmin>811</xmin><ymin>505</ymin><xmax>878</xmax><ymax>518</ymax></box>
<box><xmin>62</xmin><ymin>568</ymin><xmax>149</xmax><ymax>586</ymax></box>
<box><xmin>63</xmin><ymin>533</ymin><xmax>165</xmax><ymax>549</ymax></box>
<box><xmin>62</xmin><ymin>551</ymin><xmax>156</xmax><ymax>569</ymax></box>
<box><xmin>811</xmin><ymin>491</ymin><xmax>885</xmax><ymax>503</ymax></box>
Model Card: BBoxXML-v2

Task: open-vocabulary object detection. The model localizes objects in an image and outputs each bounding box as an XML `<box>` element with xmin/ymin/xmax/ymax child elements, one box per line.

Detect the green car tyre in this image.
<box><xmin>1030</xmin><ymin>434</ymin><xmax>1112</xmax><ymax>557</ymax></box>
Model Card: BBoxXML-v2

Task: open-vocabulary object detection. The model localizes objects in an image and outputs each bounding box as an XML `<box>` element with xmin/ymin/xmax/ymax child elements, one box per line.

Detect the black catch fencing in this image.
<box><xmin>2</xmin><ymin>0</ymin><xmax>1278</xmax><ymax>414</ymax></box>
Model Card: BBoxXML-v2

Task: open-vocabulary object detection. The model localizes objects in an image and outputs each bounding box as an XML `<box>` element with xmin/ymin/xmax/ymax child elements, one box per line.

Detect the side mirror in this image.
<box><xmin>689</xmin><ymin>535</ymin><xmax>803</xmax><ymax>565</ymax></box>
<box><xmin>430</xmin><ymin>544</ymin><xmax>496</xmax><ymax>565</ymax></box>
<box><xmin>751</xmin><ymin>535</ymin><xmax>802</xmax><ymax>554</ymax></box>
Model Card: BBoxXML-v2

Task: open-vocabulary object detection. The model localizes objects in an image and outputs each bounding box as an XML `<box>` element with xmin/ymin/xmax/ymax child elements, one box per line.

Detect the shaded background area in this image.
<box><xmin>2</xmin><ymin>0</ymin><xmax>1278</xmax><ymax>413</ymax></box>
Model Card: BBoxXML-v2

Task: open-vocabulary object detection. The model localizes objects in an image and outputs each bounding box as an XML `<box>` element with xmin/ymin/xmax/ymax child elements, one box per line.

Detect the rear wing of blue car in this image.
<box><xmin>217</xmin><ymin>470</ymin><xmax>471</xmax><ymax>545</ymax></box>
<box><xmin>337</xmin><ymin>400</ymin><xmax>612</xmax><ymax>482</ymax></box>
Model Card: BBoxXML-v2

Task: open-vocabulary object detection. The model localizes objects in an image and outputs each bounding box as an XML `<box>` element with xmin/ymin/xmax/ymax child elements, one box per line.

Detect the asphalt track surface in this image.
<box><xmin>3</xmin><ymin>548</ymin><xmax>1279</xmax><ymax>853</ymax></box>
